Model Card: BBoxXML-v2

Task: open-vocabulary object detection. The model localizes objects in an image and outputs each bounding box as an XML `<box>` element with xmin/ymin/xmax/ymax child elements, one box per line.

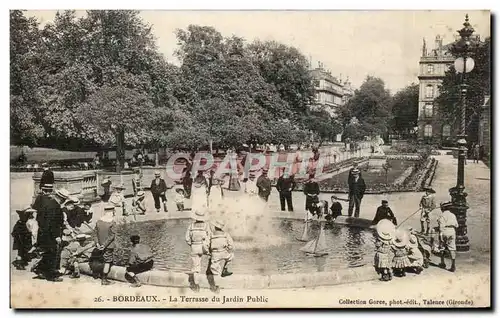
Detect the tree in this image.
<box><xmin>173</xmin><ymin>25</ymin><xmax>290</xmax><ymax>150</ymax></box>
<box><xmin>301</xmin><ymin>109</ymin><xmax>341</xmax><ymax>143</ymax></box>
<box><xmin>76</xmin><ymin>86</ymin><xmax>171</xmax><ymax>172</ymax></box>
<box><xmin>10</xmin><ymin>10</ymin><xmax>46</xmax><ymax>146</ymax></box>
<box><xmin>435</xmin><ymin>37</ymin><xmax>491</xmax><ymax>143</ymax></box>
<box><xmin>342</xmin><ymin>76</ymin><xmax>393</xmax><ymax>140</ymax></box>
<box><xmin>247</xmin><ymin>40</ymin><xmax>315</xmax><ymax>118</ymax></box>
<box><xmin>391</xmin><ymin>83</ymin><xmax>419</xmax><ymax>137</ymax></box>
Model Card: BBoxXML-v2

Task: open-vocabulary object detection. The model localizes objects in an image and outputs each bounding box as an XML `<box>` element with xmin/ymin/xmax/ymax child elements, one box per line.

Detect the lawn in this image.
<box><xmin>319</xmin><ymin>159</ymin><xmax>415</xmax><ymax>189</ymax></box>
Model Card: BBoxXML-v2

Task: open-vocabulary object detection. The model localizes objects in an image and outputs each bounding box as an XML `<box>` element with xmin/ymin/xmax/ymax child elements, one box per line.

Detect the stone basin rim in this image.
<box><xmin>78</xmin><ymin>213</ymin><xmax>377</xmax><ymax>289</ymax></box>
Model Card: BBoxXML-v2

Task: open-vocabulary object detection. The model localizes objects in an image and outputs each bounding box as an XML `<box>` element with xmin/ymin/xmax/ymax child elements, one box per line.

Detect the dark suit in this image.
<box><xmin>372</xmin><ymin>206</ymin><xmax>397</xmax><ymax>225</ymax></box>
<box><xmin>348</xmin><ymin>177</ymin><xmax>366</xmax><ymax>217</ymax></box>
<box><xmin>303</xmin><ymin>181</ymin><xmax>320</xmax><ymax>212</ymax></box>
<box><xmin>150</xmin><ymin>178</ymin><xmax>168</xmax><ymax>210</ymax></box>
<box><xmin>276</xmin><ymin>176</ymin><xmax>295</xmax><ymax>211</ymax></box>
<box><xmin>256</xmin><ymin>175</ymin><xmax>272</xmax><ymax>202</ymax></box>
<box><xmin>39</xmin><ymin>170</ymin><xmax>54</xmax><ymax>189</ymax></box>
<box><xmin>33</xmin><ymin>195</ymin><xmax>64</xmax><ymax>279</ymax></box>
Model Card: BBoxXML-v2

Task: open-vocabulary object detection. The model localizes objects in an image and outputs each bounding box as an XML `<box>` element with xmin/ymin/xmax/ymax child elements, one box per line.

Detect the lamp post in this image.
<box><xmin>449</xmin><ymin>14</ymin><xmax>475</xmax><ymax>252</ymax></box>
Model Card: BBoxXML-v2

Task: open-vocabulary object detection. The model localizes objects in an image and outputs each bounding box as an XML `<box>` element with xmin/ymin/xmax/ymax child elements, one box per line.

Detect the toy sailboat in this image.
<box><xmin>300</xmin><ymin>221</ymin><xmax>328</xmax><ymax>257</ymax></box>
<box><xmin>296</xmin><ymin>220</ymin><xmax>310</xmax><ymax>242</ymax></box>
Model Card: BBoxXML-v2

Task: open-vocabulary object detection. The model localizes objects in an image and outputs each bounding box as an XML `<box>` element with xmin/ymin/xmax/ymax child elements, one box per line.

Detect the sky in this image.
<box><xmin>24</xmin><ymin>10</ymin><xmax>491</xmax><ymax>93</ymax></box>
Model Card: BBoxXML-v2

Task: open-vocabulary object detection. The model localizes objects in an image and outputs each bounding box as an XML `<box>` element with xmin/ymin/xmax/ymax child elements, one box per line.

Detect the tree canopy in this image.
<box><xmin>390</xmin><ymin>83</ymin><xmax>419</xmax><ymax>136</ymax></box>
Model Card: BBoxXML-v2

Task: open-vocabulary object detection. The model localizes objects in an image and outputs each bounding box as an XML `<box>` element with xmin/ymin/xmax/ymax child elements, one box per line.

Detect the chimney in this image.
<box><xmin>435</xmin><ymin>35</ymin><xmax>443</xmax><ymax>52</ymax></box>
<box><xmin>422</xmin><ymin>38</ymin><xmax>427</xmax><ymax>57</ymax></box>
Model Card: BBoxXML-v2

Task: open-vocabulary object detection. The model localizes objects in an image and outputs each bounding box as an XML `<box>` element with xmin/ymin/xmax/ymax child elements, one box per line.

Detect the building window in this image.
<box><xmin>427</xmin><ymin>64</ymin><xmax>434</xmax><ymax>74</ymax></box>
<box><xmin>424</xmin><ymin>124</ymin><xmax>433</xmax><ymax>137</ymax></box>
<box><xmin>442</xmin><ymin>125</ymin><xmax>451</xmax><ymax>137</ymax></box>
<box><xmin>425</xmin><ymin>85</ymin><xmax>434</xmax><ymax>98</ymax></box>
<box><xmin>315</xmin><ymin>93</ymin><xmax>320</xmax><ymax>101</ymax></box>
<box><xmin>424</xmin><ymin>103</ymin><xmax>433</xmax><ymax>118</ymax></box>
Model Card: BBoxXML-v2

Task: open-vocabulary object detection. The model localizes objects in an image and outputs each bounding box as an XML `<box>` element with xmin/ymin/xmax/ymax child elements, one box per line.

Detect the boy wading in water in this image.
<box><xmin>125</xmin><ymin>235</ymin><xmax>154</xmax><ymax>287</ymax></box>
<box><xmin>185</xmin><ymin>210</ymin><xmax>211</xmax><ymax>292</ymax></box>
<box><xmin>419</xmin><ymin>187</ymin><xmax>436</xmax><ymax>234</ymax></box>
<box><xmin>95</xmin><ymin>203</ymin><xmax>117</xmax><ymax>285</ymax></box>
<box><xmin>206</xmin><ymin>219</ymin><xmax>234</xmax><ymax>293</ymax></box>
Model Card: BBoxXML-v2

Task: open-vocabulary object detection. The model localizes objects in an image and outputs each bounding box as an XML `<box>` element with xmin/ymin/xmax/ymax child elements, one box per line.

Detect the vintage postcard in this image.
<box><xmin>9</xmin><ymin>10</ymin><xmax>491</xmax><ymax>308</ymax></box>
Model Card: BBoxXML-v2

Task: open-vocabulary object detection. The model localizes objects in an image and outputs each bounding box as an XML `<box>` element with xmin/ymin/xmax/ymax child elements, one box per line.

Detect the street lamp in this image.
<box><xmin>449</xmin><ymin>14</ymin><xmax>476</xmax><ymax>252</ymax></box>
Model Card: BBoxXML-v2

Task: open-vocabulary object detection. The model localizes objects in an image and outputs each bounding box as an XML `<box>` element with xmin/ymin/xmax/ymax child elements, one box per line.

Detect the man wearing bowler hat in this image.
<box><xmin>256</xmin><ymin>169</ymin><xmax>272</xmax><ymax>202</ymax></box>
<box><xmin>348</xmin><ymin>168</ymin><xmax>366</xmax><ymax>218</ymax></box>
<box><xmin>39</xmin><ymin>162</ymin><xmax>54</xmax><ymax>190</ymax></box>
<box><xmin>150</xmin><ymin>171</ymin><xmax>168</xmax><ymax>213</ymax></box>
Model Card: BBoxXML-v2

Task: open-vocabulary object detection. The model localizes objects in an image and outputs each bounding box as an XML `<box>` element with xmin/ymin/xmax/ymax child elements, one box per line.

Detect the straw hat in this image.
<box><xmin>16</xmin><ymin>207</ymin><xmax>36</xmax><ymax>215</ymax></box>
<box><xmin>408</xmin><ymin>234</ymin><xmax>419</xmax><ymax>248</ymax></box>
<box><xmin>136</xmin><ymin>191</ymin><xmax>145</xmax><ymax>197</ymax></box>
<box><xmin>41</xmin><ymin>184</ymin><xmax>54</xmax><ymax>190</ymax></box>
<box><xmin>212</xmin><ymin>219</ymin><xmax>225</xmax><ymax>230</ymax></box>
<box><xmin>392</xmin><ymin>229</ymin><xmax>409</xmax><ymax>248</ymax></box>
<box><xmin>75</xmin><ymin>233</ymin><xmax>90</xmax><ymax>241</ymax></box>
<box><xmin>68</xmin><ymin>196</ymin><xmax>80</xmax><ymax>205</ymax></box>
<box><xmin>113</xmin><ymin>183</ymin><xmax>126</xmax><ymax>190</ymax></box>
<box><xmin>154</xmin><ymin>171</ymin><xmax>161</xmax><ymax>176</ymax></box>
<box><xmin>376</xmin><ymin>219</ymin><xmax>396</xmax><ymax>241</ymax></box>
<box><xmin>175</xmin><ymin>188</ymin><xmax>185</xmax><ymax>195</ymax></box>
<box><xmin>193</xmin><ymin>210</ymin><xmax>206</xmax><ymax>221</ymax></box>
<box><xmin>425</xmin><ymin>187</ymin><xmax>436</xmax><ymax>194</ymax></box>
<box><xmin>55</xmin><ymin>188</ymin><xmax>71</xmax><ymax>200</ymax></box>
<box><xmin>351</xmin><ymin>168</ymin><xmax>360</xmax><ymax>175</ymax></box>
<box><xmin>104</xmin><ymin>203</ymin><xmax>115</xmax><ymax>211</ymax></box>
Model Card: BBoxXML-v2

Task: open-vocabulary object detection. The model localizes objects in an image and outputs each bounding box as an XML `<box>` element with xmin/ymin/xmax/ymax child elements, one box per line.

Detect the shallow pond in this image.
<box><xmin>112</xmin><ymin>219</ymin><xmax>376</xmax><ymax>275</ymax></box>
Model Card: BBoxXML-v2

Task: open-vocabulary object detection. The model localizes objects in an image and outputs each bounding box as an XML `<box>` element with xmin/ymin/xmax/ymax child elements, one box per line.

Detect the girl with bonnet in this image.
<box><xmin>374</xmin><ymin>219</ymin><xmax>395</xmax><ymax>281</ymax></box>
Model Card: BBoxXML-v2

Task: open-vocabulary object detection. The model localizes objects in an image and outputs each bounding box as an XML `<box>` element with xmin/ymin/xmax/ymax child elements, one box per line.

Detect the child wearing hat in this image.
<box><xmin>95</xmin><ymin>203</ymin><xmax>117</xmax><ymax>285</ymax></box>
<box><xmin>109</xmin><ymin>183</ymin><xmax>128</xmax><ymax>216</ymax></box>
<box><xmin>374</xmin><ymin>219</ymin><xmax>395</xmax><ymax>281</ymax></box>
<box><xmin>25</xmin><ymin>208</ymin><xmax>39</xmax><ymax>250</ymax></box>
<box><xmin>185</xmin><ymin>210</ymin><xmax>212</xmax><ymax>292</ymax></box>
<box><xmin>206</xmin><ymin>219</ymin><xmax>234</xmax><ymax>293</ymax></box>
<box><xmin>406</xmin><ymin>231</ymin><xmax>424</xmax><ymax>274</ymax></box>
<box><xmin>391</xmin><ymin>229</ymin><xmax>411</xmax><ymax>277</ymax></box>
<box><xmin>175</xmin><ymin>188</ymin><xmax>186</xmax><ymax>211</ymax></box>
<box><xmin>132</xmin><ymin>191</ymin><xmax>147</xmax><ymax>215</ymax></box>
<box><xmin>59</xmin><ymin>234</ymin><xmax>95</xmax><ymax>279</ymax></box>
<box><xmin>437</xmin><ymin>202</ymin><xmax>459</xmax><ymax>272</ymax></box>
<box><xmin>11</xmin><ymin>207</ymin><xmax>35</xmax><ymax>270</ymax></box>
<box><xmin>419</xmin><ymin>187</ymin><xmax>437</xmax><ymax>234</ymax></box>
<box><xmin>125</xmin><ymin>235</ymin><xmax>154</xmax><ymax>288</ymax></box>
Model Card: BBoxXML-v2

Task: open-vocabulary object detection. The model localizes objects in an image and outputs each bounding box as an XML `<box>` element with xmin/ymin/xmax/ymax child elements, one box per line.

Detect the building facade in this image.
<box><xmin>478</xmin><ymin>95</ymin><xmax>490</xmax><ymax>159</ymax></box>
<box><xmin>309</xmin><ymin>63</ymin><xmax>354</xmax><ymax>118</ymax></box>
<box><xmin>417</xmin><ymin>35</ymin><xmax>455</xmax><ymax>143</ymax></box>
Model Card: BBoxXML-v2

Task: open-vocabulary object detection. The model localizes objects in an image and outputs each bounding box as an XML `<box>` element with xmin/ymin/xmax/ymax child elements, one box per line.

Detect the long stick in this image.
<box><xmin>396</xmin><ymin>208</ymin><xmax>423</xmax><ymax>229</ymax></box>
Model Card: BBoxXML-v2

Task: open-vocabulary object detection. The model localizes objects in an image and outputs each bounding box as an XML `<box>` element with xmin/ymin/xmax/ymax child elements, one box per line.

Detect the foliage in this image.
<box><xmin>340</xmin><ymin>76</ymin><xmax>393</xmax><ymax>140</ymax></box>
<box><xmin>435</xmin><ymin>37</ymin><xmax>491</xmax><ymax>142</ymax></box>
<box><xmin>390</xmin><ymin>83</ymin><xmax>419</xmax><ymax>135</ymax></box>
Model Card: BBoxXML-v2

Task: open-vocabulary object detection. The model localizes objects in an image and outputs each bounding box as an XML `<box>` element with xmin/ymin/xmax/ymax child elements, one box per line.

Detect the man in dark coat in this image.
<box><xmin>348</xmin><ymin>163</ymin><xmax>362</xmax><ymax>186</ymax></box>
<box><xmin>371</xmin><ymin>200</ymin><xmax>397</xmax><ymax>226</ymax></box>
<box><xmin>256</xmin><ymin>169</ymin><xmax>272</xmax><ymax>202</ymax></box>
<box><xmin>150</xmin><ymin>171</ymin><xmax>168</xmax><ymax>213</ymax></box>
<box><xmin>39</xmin><ymin>163</ymin><xmax>54</xmax><ymax>190</ymax></box>
<box><xmin>347</xmin><ymin>168</ymin><xmax>366</xmax><ymax>218</ymax></box>
<box><xmin>276</xmin><ymin>170</ymin><xmax>295</xmax><ymax>212</ymax></box>
<box><xmin>303</xmin><ymin>173</ymin><xmax>320</xmax><ymax>216</ymax></box>
<box><xmin>32</xmin><ymin>188</ymin><xmax>69</xmax><ymax>282</ymax></box>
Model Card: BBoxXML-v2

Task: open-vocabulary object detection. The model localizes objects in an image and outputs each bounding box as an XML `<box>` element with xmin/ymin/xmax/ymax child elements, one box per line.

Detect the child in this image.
<box><xmin>419</xmin><ymin>187</ymin><xmax>436</xmax><ymax>234</ymax></box>
<box><xmin>406</xmin><ymin>232</ymin><xmax>424</xmax><ymax>274</ymax></box>
<box><xmin>373</xmin><ymin>219</ymin><xmax>395</xmax><ymax>281</ymax></box>
<box><xmin>327</xmin><ymin>196</ymin><xmax>344</xmax><ymax>222</ymax></box>
<box><xmin>95</xmin><ymin>203</ymin><xmax>117</xmax><ymax>285</ymax></box>
<box><xmin>132</xmin><ymin>191</ymin><xmax>147</xmax><ymax>215</ymax></box>
<box><xmin>125</xmin><ymin>235</ymin><xmax>154</xmax><ymax>288</ymax></box>
<box><xmin>185</xmin><ymin>210</ymin><xmax>211</xmax><ymax>292</ymax></box>
<box><xmin>391</xmin><ymin>229</ymin><xmax>411</xmax><ymax>277</ymax></box>
<box><xmin>81</xmin><ymin>202</ymin><xmax>94</xmax><ymax>224</ymax></box>
<box><xmin>206</xmin><ymin>219</ymin><xmax>234</xmax><ymax>293</ymax></box>
<box><xmin>11</xmin><ymin>207</ymin><xmax>34</xmax><ymax>270</ymax></box>
<box><xmin>175</xmin><ymin>188</ymin><xmax>186</xmax><ymax>211</ymax></box>
<box><xmin>25</xmin><ymin>208</ymin><xmax>39</xmax><ymax>253</ymax></box>
<box><xmin>437</xmin><ymin>202</ymin><xmax>458</xmax><ymax>272</ymax></box>
<box><xmin>60</xmin><ymin>234</ymin><xmax>95</xmax><ymax>278</ymax></box>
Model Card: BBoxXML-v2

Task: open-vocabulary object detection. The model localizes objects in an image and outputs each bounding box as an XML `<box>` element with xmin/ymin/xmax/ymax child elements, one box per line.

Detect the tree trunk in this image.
<box><xmin>209</xmin><ymin>139</ymin><xmax>213</xmax><ymax>155</ymax></box>
<box><xmin>115</xmin><ymin>128</ymin><xmax>125</xmax><ymax>173</ymax></box>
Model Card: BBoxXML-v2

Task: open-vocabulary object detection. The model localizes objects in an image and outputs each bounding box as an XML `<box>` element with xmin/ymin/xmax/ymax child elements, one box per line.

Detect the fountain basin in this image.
<box><xmin>79</xmin><ymin>214</ymin><xmax>379</xmax><ymax>289</ymax></box>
